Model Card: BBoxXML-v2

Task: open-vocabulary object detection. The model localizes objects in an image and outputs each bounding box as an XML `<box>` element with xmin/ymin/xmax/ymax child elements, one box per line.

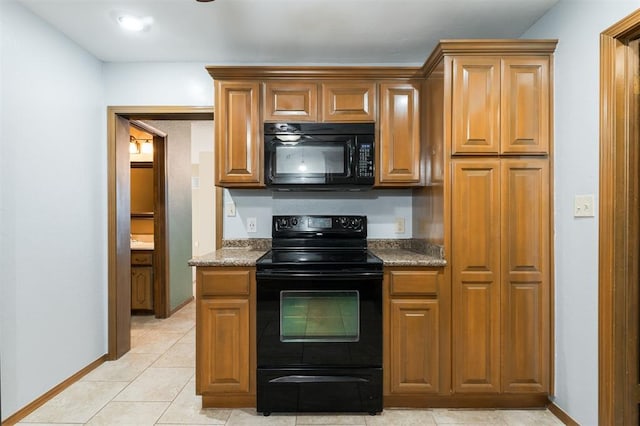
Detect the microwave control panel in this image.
<box><xmin>357</xmin><ymin>142</ymin><xmax>374</xmax><ymax>178</ymax></box>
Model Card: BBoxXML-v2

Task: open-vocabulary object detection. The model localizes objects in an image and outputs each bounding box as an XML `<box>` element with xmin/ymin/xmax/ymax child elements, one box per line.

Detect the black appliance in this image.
<box><xmin>264</xmin><ymin>123</ymin><xmax>375</xmax><ymax>190</ymax></box>
<box><xmin>255</xmin><ymin>215</ymin><xmax>383</xmax><ymax>416</ymax></box>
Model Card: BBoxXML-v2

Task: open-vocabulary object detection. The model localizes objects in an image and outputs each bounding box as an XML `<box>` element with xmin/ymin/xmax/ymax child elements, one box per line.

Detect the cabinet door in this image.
<box><xmin>131</xmin><ymin>266</ymin><xmax>153</xmax><ymax>310</ymax></box>
<box><xmin>501</xmin><ymin>159</ymin><xmax>549</xmax><ymax>393</ymax></box>
<box><xmin>378</xmin><ymin>82</ymin><xmax>421</xmax><ymax>185</ymax></box>
<box><xmin>321</xmin><ymin>82</ymin><xmax>376</xmax><ymax>122</ymax></box>
<box><xmin>500</xmin><ymin>58</ymin><xmax>550</xmax><ymax>154</ymax></box>
<box><xmin>198</xmin><ymin>298</ymin><xmax>250</xmax><ymax>394</ymax></box>
<box><xmin>215</xmin><ymin>81</ymin><xmax>261</xmax><ymax>186</ymax></box>
<box><xmin>451</xmin><ymin>57</ymin><xmax>500</xmax><ymax>155</ymax></box>
<box><xmin>264</xmin><ymin>82</ymin><xmax>318</xmax><ymax>122</ymax></box>
<box><xmin>451</xmin><ymin>159</ymin><xmax>501</xmax><ymax>393</ymax></box>
<box><xmin>389</xmin><ymin>299</ymin><xmax>440</xmax><ymax>394</ymax></box>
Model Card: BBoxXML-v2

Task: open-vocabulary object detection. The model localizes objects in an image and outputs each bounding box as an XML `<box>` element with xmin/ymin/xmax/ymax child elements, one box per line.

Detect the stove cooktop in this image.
<box><xmin>255</xmin><ymin>248</ymin><xmax>383</xmax><ymax>271</ymax></box>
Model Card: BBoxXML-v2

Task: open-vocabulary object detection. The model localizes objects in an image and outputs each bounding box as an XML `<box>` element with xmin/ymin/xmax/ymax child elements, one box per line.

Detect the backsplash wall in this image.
<box><xmin>223</xmin><ymin>189</ymin><xmax>413</xmax><ymax>239</ymax></box>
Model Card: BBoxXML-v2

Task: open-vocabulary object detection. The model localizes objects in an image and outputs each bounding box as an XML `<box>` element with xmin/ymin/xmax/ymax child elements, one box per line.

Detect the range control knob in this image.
<box><xmin>291</xmin><ymin>217</ymin><xmax>298</xmax><ymax>226</ymax></box>
<box><xmin>277</xmin><ymin>217</ymin><xmax>290</xmax><ymax>229</ymax></box>
<box><xmin>339</xmin><ymin>217</ymin><xmax>349</xmax><ymax>228</ymax></box>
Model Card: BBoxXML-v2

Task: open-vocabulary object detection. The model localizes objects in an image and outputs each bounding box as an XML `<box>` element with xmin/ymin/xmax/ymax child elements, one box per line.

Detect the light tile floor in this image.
<box><xmin>19</xmin><ymin>301</ymin><xmax>564</xmax><ymax>425</ymax></box>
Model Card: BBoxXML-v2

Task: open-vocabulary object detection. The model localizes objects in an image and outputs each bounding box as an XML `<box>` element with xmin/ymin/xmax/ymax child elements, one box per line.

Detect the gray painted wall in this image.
<box><xmin>145</xmin><ymin>121</ymin><xmax>194</xmax><ymax>312</ymax></box>
<box><xmin>0</xmin><ymin>1</ymin><xmax>106</xmax><ymax>418</ymax></box>
<box><xmin>522</xmin><ymin>2</ymin><xmax>639</xmax><ymax>424</ymax></box>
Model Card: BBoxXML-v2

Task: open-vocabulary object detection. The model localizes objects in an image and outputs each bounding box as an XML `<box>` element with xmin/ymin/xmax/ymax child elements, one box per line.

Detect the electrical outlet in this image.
<box><xmin>225</xmin><ymin>202</ymin><xmax>236</xmax><ymax>217</ymax></box>
<box><xmin>574</xmin><ymin>194</ymin><xmax>595</xmax><ymax>217</ymax></box>
<box><xmin>394</xmin><ymin>217</ymin><xmax>405</xmax><ymax>234</ymax></box>
<box><xmin>247</xmin><ymin>217</ymin><xmax>257</xmax><ymax>233</ymax></box>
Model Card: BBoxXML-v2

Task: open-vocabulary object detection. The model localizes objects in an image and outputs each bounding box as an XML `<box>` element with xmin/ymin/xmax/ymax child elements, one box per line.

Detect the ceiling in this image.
<box><xmin>17</xmin><ymin>0</ymin><xmax>559</xmax><ymax>65</ymax></box>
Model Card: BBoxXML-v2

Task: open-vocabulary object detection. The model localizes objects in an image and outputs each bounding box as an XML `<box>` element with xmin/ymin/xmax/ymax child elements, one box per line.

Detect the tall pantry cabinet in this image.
<box><xmin>423</xmin><ymin>40</ymin><xmax>556</xmax><ymax>400</ymax></box>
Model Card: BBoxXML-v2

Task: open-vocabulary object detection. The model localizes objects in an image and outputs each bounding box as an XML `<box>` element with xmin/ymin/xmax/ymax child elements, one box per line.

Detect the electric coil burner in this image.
<box><xmin>255</xmin><ymin>215</ymin><xmax>383</xmax><ymax>416</ymax></box>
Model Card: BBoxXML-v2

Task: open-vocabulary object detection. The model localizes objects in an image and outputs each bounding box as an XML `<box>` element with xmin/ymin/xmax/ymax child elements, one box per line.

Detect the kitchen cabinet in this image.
<box><xmin>131</xmin><ymin>251</ymin><xmax>153</xmax><ymax>311</ymax></box>
<box><xmin>263</xmin><ymin>80</ymin><xmax>375</xmax><ymax>122</ymax></box>
<box><xmin>207</xmin><ymin>67</ymin><xmax>426</xmax><ymax>189</ymax></box>
<box><xmin>321</xmin><ymin>81</ymin><xmax>376</xmax><ymax>122</ymax></box>
<box><xmin>196</xmin><ymin>266</ymin><xmax>256</xmax><ymax>407</ymax></box>
<box><xmin>420</xmin><ymin>40</ymin><xmax>555</xmax><ymax>403</ymax></box>
<box><xmin>264</xmin><ymin>81</ymin><xmax>318</xmax><ymax>122</ymax></box>
<box><xmin>384</xmin><ymin>267</ymin><xmax>450</xmax><ymax>405</ymax></box>
<box><xmin>214</xmin><ymin>80</ymin><xmax>262</xmax><ymax>187</ymax></box>
<box><xmin>378</xmin><ymin>82</ymin><xmax>422</xmax><ymax>186</ymax></box>
<box><xmin>451</xmin><ymin>55</ymin><xmax>550</xmax><ymax>155</ymax></box>
<box><xmin>451</xmin><ymin>158</ymin><xmax>550</xmax><ymax>394</ymax></box>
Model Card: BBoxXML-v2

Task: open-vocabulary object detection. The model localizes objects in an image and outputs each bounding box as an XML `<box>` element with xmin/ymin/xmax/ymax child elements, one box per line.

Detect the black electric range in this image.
<box><xmin>255</xmin><ymin>215</ymin><xmax>383</xmax><ymax>416</ymax></box>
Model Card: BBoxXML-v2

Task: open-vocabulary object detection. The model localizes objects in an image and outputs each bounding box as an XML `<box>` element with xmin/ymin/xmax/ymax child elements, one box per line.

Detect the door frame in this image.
<box><xmin>107</xmin><ymin>106</ymin><xmax>218</xmax><ymax>359</ymax></box>
<box><xmin>599</xmin><ymin>9</ymin><xmax>640</xmax><ymax>425</ymax></box>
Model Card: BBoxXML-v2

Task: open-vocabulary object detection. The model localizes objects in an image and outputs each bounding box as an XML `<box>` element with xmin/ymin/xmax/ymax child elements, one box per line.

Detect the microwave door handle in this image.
<box><xmin>345</xmin><ymin>144</ymin><xmax>353</xmax><ymax>178</ymax></box>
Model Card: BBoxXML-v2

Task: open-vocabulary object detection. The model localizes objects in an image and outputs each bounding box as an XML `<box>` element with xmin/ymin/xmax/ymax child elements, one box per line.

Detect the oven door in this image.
<box><xmin>256</xmin><ymin>271</ymin><xmax>382</xmax><ymax>368</ymax></box>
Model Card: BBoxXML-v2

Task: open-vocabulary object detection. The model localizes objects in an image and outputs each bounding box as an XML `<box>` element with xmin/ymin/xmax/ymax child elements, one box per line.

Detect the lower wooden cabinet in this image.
<box><xmin>451</xmin><ymin>158</ymin><xmax>550</xmax><ymax>395</ymax></box>
<box><xmin>196</xmin><ymin>266</ymin><xmax>256</xmax><ymax>407</ymax></box>
<box><xmin>131</xmin><ymin>250</ymin><xmax>153</xmax><ymax>311</ymax></box>
<box><xmin>384</xmin><ymin>267</ymin><xmax>450</xmax><ymax>404</ymax></box>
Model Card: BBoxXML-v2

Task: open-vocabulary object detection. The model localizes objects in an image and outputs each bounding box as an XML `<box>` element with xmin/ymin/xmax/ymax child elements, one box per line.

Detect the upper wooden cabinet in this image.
<box><xmin>264</xmin><ymin>81</ymin><xmax>318</xmax><ymax>122</ymax></box>
<box><xmin>451</xmin><ymin>55</ymin><xmax>551</xmax><ymax>155</ymax></box>
<box><xmin>214</xmin><ymin>80</ymin><xmax>262</xmax><ymax>187</ymax></box>
<box><xmin>378</xmin><ymin>82</ymin><xmax>422</xmax><ymax>186</ymax></box>
<box><xmin>262</xmin><ymin>80</ymin><xmax>376</xmax><ymax>123</ymax></box>
<box><xmin>321</xmin><ymin>82</ymin><xmax>376</xmax><ymax>122</ymax></box>
<box><xmin>451</xmin><ymin>57</ymin><xmax>501</xmax><ymax>154</ymax></box>
<box><xmin>500</xmin><ymin>57</ymin><xmax>550</xmax><ymax>154</ymax></box>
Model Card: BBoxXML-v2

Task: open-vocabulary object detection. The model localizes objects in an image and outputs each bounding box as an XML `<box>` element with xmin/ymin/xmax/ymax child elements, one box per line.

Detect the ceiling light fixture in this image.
<box><xmin>117</xmin><ymin>14</ymin><xmax>153</xmax><ymax>32</ymax></box>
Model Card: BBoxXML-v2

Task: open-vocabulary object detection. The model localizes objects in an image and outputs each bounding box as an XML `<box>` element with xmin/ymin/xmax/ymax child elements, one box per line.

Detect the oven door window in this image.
<box><xmin>280</xmin><ymin>290</ymin><xmax>359</xmax><ymax>342</ymax></box>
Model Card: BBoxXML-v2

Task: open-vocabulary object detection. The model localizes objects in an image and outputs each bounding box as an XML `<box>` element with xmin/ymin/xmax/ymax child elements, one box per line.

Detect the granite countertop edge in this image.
<box><xmin>189</xmin><ymin>238</ymin><xmax>446</xmax><ymax>267</ymax></box>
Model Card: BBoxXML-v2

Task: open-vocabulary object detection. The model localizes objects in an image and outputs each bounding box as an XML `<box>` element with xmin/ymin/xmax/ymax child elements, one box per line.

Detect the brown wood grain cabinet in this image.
<box><xmin>421</xmin><ymin>40</ymin><xmax>555</xmax><ymax>403</ymax></box>
<box><xmin>378</xmin><ymin>82</ymin><xmax>422</xmax><ymax>186</ymax></box>
<box><xmin>264</xmin><ymin>81</ymin><xmax>318</xmax><ymax>122</ymax></box>
<box><xmin>321</xmin><ymin>81</ymin><xmax>376</xmax><ymax>122</ymax></box>
<box><xmin>451</xmin><ymin>160</ymin><xmax>501</xmax><ymax>393</ymax></box>
<box><xmin>384</xmin><ymin>267</ymin><xmax>450</xmax><ymax>403</ymax></box>
<box><xmin>214</xmin><ymin>80</ymin><xmax>262</xmax><ymax>187</ymax></box>
<box><xmin>500</xmin><ymin>159</ymin><xmax>550</xmax><ymax>393</ymax></box>
<box><xmin>131</xmin><ymin>251</ymin><xmax>153</xmax><ymax>311</ymax></box>
<box><xmin>451</xmin><ymin>158</ymin><xmax>550</xmax><ymax>394</ymax></box>
<box><xmin>451</xmin><ymin>55</ymin><xmax>550</xmax><ymax>155</ymax></box>
<box><xmin>196</xmin><ymin>266</ymin><xmax>256</xmax><ymax>407</ymax></box>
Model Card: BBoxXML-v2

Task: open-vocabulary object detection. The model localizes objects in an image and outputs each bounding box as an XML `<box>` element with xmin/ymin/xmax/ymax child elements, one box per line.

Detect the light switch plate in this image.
<box><xmin>574</xmin><ymin>194</ymin><xmax>595</xmax><ymax>217</ymax></box>
<box><xmin>225</xmin><ymin>202</ymin><xmax>236</xmax><ymax>217</ymax></box>
<box><xmin>394</xmin><ymin>217</ymin><xmax>405</xmax><ymax>234</ymax></box>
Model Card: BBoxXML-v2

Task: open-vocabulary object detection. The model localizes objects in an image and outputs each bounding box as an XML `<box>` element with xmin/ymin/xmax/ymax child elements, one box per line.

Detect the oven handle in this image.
<box><xmin>269</xmin><ymin>375</ymin><xmax>369</xmax><ymax>384</ymax></box>
<box><xmin>256</xmin><ymin>271</ymin><xmax>382</xmax><ymax>280</ymax></box>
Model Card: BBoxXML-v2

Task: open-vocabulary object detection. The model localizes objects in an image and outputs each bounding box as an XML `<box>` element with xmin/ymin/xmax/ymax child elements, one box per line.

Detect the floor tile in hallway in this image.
<box><xmin>19</xmin><ymin>301</ymin><xmax>564</xmax><ymax>425</ymax></box>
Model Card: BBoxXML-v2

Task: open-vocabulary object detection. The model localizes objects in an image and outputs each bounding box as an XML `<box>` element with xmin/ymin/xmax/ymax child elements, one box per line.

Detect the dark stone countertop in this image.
<box><xmin>188</xmin><ymin>238</ymin><xmax>446</xmax><ymax>267</ymax></box>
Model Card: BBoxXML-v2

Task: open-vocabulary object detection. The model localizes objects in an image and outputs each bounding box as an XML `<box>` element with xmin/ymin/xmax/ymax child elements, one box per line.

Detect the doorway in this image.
<box><xmin>129</xmin><ymin>121</ymin><xmax>169</xmax><ymax>318</ymax></box>
<box><xmin>599</xmin><ymin>9</ymin><xmax>640</xmax><ymax>425</ymax></box>
<box><xmin>107</xmin><ymin>106</ymin><xmax>220</xmax><ymax>359</ymax></box>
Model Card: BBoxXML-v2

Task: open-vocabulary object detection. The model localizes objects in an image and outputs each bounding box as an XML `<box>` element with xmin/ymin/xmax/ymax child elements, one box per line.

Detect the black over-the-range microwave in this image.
<box><xmin>264</xmin><ymin>122</ymin><xmax>375</xmax><ymax>191</ymax></box>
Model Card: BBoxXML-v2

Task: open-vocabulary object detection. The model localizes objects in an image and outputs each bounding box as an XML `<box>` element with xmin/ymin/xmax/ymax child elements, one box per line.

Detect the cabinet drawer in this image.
<box><xmin>131</xmin><ymin>252</ymin><xmax>153</xmax><ymax>266</ymax></box>
<box><xmin>389</xmin><ymin>270</ymin><xmax>439</xmax><ymax>296</ymax></box>
<box><xmin>199</xmin><ymin>269</ymin><xmax>251</xmax><ymax>296</ymax></box>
